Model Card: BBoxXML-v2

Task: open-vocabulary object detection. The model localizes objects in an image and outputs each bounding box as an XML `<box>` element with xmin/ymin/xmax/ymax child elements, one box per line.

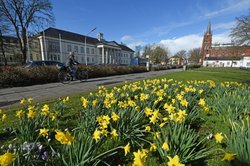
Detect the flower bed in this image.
<box><xmin>0</xmin><ymin>79</ymin><xmax>249</xmax><ymax>165</ymax></box>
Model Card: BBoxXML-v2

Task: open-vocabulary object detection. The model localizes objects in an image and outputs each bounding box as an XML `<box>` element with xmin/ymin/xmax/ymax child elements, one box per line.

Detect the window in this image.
<box><xmin>67</xmin><ymin>45</ymin><xmax>72</xmax><ymax>52</ymax></box>
<box><xmin>81</xmin><ymin>47</ymin><xmax>84</xmax><ymax>53</ymax></box>
<box><xmin>74</xmin><ymin>46</ymin><xmax>78</xmax><ymax>53</ymax></box>
<box><xmin>87</xmin><ymin>57</ymin><xmax>89</xmax><ymax>62</ymax></box>
<box><xmin>87</xmin><ymin>48</ymin><xmax>90</xmax><ymax>54</ymax></box>
<box><xmin>92</xmin><ymin>57</ymin><xmax>94</xmax><ymax>62</ymax></box>
<box><xmin>246</xmin><ymin>62</ymin><xmax>250</xmax><ymax>66</ymax></box>
<box><xmin>91</xmin><ymin>48</ymin><xmax>94</xmax><ymax>54</ymax></box>
<box><xmin>48</xmin><ymin>41</ymin><xmax>60</xmax><ymax>52</ymax></box>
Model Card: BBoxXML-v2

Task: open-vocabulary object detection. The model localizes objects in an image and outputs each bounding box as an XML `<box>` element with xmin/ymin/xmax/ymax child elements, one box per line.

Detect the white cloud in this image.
<box><xmin>121</xmin><ymin>35</ymin><xmax>145</xmax><ymax>50</ymax></box>
<box><xmin>212</xmin><ymin>31</ymin><xmax>232</xmax><ymax>44</ymax></box>
<box><xmin>213</xmin><ymin>21</ymin><xmax>235</xmax><ymax>30</ymax></box>
<box><xmin>159</xmin><ymin>32</ymin><xmax>232</xmax><ymax>55</ymax></box>
<box><xmin>160</xmin><ymin>34</ymin><xmax>202</xmax><ymax>55</ymax></box>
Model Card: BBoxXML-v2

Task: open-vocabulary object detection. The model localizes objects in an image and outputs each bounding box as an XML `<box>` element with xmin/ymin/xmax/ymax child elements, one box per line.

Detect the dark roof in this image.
<box><xmin>205</xmin><ymin>57</ymin><xmax>241</xmax><ymax>60</ymax></box>
<box><xmin>39</xmin><ymin>27</ymin><xmax>100</xmax><ymax>44</ymax></box>
<box><xmin>117</xmin><ymin>43</ymin><xmax>134</xmax><ymax>52</ymax></box>
<box><xmin>38</xmin><ymin>27</ymin><xmax>134</xmax><ymax>52</ymax></box>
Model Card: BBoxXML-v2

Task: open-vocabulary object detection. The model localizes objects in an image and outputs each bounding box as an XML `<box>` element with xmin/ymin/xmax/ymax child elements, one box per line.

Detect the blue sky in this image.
<box><xmin>51</xmin><ymin>0</ymin><xmax>249</xmax><ymax>55</ymax></box>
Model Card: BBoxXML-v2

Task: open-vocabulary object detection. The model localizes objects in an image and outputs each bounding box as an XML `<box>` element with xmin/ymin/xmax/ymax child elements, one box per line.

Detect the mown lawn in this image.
<box><xmin>157</xmin><ymin>67</ymin><xmax>250</xmax><ymax>83</ymax></box>
<box><xmin>0</xmin><ymin>67</ymin><xmax>249</xmax><ymax>165</ymax></box>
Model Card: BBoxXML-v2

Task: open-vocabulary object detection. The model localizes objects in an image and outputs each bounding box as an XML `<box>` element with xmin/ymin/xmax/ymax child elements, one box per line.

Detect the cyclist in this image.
<box><xmin>65</xmin><ymin>51</ymin><xmax>80</xmax><ymax>80</ymax></box>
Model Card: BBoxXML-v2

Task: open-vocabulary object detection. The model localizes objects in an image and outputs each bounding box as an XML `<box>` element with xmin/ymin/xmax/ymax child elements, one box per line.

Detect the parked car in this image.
<box><xmin>24</xmin><ymin>60</ymin><xmax>64</xmax><ymax>68</ymax></box>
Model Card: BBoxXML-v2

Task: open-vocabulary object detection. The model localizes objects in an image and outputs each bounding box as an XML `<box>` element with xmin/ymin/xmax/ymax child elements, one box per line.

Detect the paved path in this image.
<box><xmin>0</xmin><ymin>69</ymin><xmax>182</xmax><ymax>109</ymax></box>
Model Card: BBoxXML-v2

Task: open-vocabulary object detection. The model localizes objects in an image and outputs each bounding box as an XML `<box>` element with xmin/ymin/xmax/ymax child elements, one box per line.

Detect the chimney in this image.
<box><xmin>97</xmin><ymin>33</ymin><xmax>103</xmax><ymax>41</ymax></box>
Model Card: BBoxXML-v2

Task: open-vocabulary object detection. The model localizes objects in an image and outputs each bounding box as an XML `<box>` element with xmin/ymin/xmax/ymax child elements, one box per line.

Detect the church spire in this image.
<box><xmin>207</xmin><ymin>20</ymin><xmax>211</xmax><ymax>35</ymax></box>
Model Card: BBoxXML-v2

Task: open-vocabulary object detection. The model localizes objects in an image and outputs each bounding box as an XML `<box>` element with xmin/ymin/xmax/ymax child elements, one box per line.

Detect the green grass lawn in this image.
<box><xmin>157</xmin><ymin>67</ymin><xmax>250</xmax><ymax>83</ymax></box>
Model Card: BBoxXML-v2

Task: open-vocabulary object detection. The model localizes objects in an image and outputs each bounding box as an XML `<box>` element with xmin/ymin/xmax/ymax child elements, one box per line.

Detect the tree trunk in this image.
<box><xmin>21</xmin><ymin>28</ymin><xmax>27</xmax><ymax>64</ymax></box>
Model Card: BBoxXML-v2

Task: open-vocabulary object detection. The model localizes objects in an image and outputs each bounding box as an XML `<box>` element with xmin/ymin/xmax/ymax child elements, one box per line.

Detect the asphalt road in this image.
<box><xmin>0</xmin><ymin>69</ymin><xmax>182</xmax><ymax>109</ymax></box>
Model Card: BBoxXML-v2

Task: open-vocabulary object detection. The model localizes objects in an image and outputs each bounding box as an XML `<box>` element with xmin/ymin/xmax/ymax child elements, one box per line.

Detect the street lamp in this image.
<box><xmin>85</xmin><ymin>27</ymin><xmax>96</xmax><ymax>65</ymax></box>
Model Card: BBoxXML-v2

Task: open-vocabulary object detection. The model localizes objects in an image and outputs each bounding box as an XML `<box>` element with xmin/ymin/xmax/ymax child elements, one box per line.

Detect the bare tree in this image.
<box><xmin>0</xmin><ymin>0</ymin><xmax>54</xmax><ymax>64</ymax></box>
<box><xmin>142</xmin><ymin>44</ymin><xmax>169</xmax><ymax>64</ymax></box>
<box><xmin>188</xmin><ymin>48</ymin><xmax>200</xmax><ymax>64</ymax></box>
<box><xmin>230</xmin><ymin>11</ymin><xmax>250</xmax><ymax>45</ymax></box>
<box><xmin>152</xmin><ymin>45</ymin><xmax>169</xmax><ymax>64</ymax></box>
<box><xmin>175</xmin><ymin>50</ymin><xmax>187</xmax><ymax>64</ymax></box>
<box><xmin>142</xmin><ymin>44</ymin><xmax>153</xmax><ymax>59</ymax></box>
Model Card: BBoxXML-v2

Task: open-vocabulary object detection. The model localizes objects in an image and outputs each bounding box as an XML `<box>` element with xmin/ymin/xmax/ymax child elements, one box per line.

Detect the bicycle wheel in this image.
<box><xmin>77</xmin><ymin>69</ymin><xmax>88</xmax><ymax>82</ymax></box>
<box><xmin>58</xmin><ymin>71</ymin><xmax>71</xmax><ymax>84</ymax></box>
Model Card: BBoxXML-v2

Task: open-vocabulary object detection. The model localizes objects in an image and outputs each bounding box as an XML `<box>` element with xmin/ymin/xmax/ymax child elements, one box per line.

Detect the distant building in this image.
<box><xmin>36</xmin><ymin>28</ymin><xmax>134</xmax><ymax>65</ymax></box>
<box><xmin>168</xmin><ymin>55</ymin><xmax>185</xmax><ymax>65</ymax></box>
<box><xmin>200</xmin><ymin>22</ymin><xmax>250</xmax><ymax>68</ymax></box>
<box><xmin>0</xmin><ymin>36</ymin><xmax>22</xmax><ymax>64</ymax></box>
<box><xmin>0</xmin><ymin>28</ymin><xmax>134</xmax><ymax>65</ymax></box>
<box><xmin>130</xmin><ymin>57</ymin><xmax>147</xmax><ymax>66</ymax></box>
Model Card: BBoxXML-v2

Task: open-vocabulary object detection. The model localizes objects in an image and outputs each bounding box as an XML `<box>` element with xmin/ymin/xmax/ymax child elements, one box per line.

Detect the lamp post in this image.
<box><xmin>85</xmin><ymin>27</ymin><xmax>96</xmax><ymax>65</ymax></box>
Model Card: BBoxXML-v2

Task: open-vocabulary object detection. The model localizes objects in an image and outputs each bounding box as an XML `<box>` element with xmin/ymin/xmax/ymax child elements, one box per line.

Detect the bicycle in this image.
<box><xmin>57</xmin><ymin>65</ymin><xmax>88</xmax><ymax>84</ymax></box>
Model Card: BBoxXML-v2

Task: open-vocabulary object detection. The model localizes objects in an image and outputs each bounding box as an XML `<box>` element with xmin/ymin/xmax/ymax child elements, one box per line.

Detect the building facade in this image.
<box><xmin>200</xmin><ymin>22</ymin><xmax>250</xmax><ymax>68</ymax></box>
<box><xmin>0</xmin><ymin>28</ymin><xmax>134</xmax><ymax>65</ymax></box>
<box><xmin>168</xmin><ymin>55</ymin><xmax>185</xmax><ymax>65</ymax></box>
<box><xmin>0</xmin><ymin>36</ymin><xmax>22</xmax><ymax>64</ymax></box>
<box><xmin>36</xmin><ymin>28</ymin><xmax>134</xmax><ymax>65</ymax></box>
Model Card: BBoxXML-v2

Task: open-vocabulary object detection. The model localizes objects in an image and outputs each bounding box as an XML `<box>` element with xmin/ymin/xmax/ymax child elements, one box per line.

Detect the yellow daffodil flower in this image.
<box><xmin>0</xmin><ymin>151</ymin><xmax>16</xmax><ymax>166</ymax></box>
<box><xmin>39</xmin><ymin>128</ymin><xmax>49</xmax><ymax>137</ymax></box>
<box><xmin>20</xmin><ymin>98</ymin><xmax>26</xmax><ymax>105</ymax></box>
<box><xmin>214</xmin><ymin>133</ymin><xmax>224</xmax><ymax>143</ymax></box>
<box><xmin>55</xmin><ymin>130</ymin><xmax>74</xmax><ymax>145</ymax></box>
<box><xmin>27</xmin><ymin>98</ymin><xmax>33</xmax><ymax>104</ymax></box>
<box><xmin>198</xmin><ymin>99</ymin><xmax>206</xmax><ymax>106</ymax></box>
<box><xmin>222</xmin><ymin>152</ymin><xmax>236</xmax><ymax>161</ymax></box>
<box><xmin>27</xmin><ymin>110</ymin><xmax>36</xmax><ymax>119</ymax></box>
<box><xmin>149</xmin><ymin>115</ymin><xmax>158</xmax><ymax>124</ymax></box>
<box><xmin>111</xmin><ymin>112</ymin><xmax>120</xmax><ymax>121</ymax></box>
<box><xmin>1</xmin><ymin>114</ymin><xmax>7</xmax><ymax>122</ymax></box>
<box><xmin>167</xmin><ymin>155</ymin><xmax>185</xmax><ymax>166</ymax></box>
<box><xmin>124</xmin><ymin>143</ymin><xmax>131</xmax><ymax>156</ymax></box>
<box><xmin>41</xmin><ymin>104</ymin><xmax>50</xmax><ymax>116</ymax></box>
<box><xmin>159</xmin><ymin>122</ymin><xmax>166</xmax><ymax>128</ymax></box>
<box><xmin>92</xmin><ymin>99</ymin><xmax>97</xmax><ymax>107</ymax></box>
<box><xmin>132</xmin><ymin>149</ymin><xmax>148</xmax><ymax>166</ymax></box>
<box><xmin>162</xmin><ymin>141</ymin><xmax>170</xmax><ymax>151</ymax></box>
<box><xmin>150</xmin><ymin>143</ymin><xmax>157</xmax><ymax>152</ymax></box>
<box><xmin>81</xmin><ymin>97</ymin><xmax>88</xmax><ymax>108</ymax></box>
<box><xmin>16</xmin><ymin>110</ymin><xmax>25</xmax><ymax>118</ymax></box>
<box><xmin>144</xmin><ymin>107</ymin><xmax>153</xmax><ymax>117</ymax></box>
<box><xmin>110</xmin><ymin>129</ymin><xmax>118</xmax><ymax>138</ymax></box>
<box><xmin>180</xmin><ymin>99</ymin><xmax>188</xmax><ymax>107</ymax></box>
<box><xmin>93</xmin><ymin>129</ymin><xmax>102</xmax><ymax>142</ymax></box>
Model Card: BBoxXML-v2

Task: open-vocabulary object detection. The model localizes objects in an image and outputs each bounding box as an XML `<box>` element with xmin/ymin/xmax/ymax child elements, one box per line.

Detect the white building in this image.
<box><xmin>203</xmin><ymin>49</ymin><xmax>250</xmax><ymax>68</ymax></box>
<box><xmin>36</xmin><ymin>28</ymin><xmax>134</xmax><ymax>65</ymax></box>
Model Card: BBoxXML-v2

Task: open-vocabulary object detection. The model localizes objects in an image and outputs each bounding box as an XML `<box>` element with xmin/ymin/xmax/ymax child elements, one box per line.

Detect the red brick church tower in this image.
<box><xmin>200</xmin><ymin>21</ymin><xmax>212</xmax><ymax>64</ymax></box>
